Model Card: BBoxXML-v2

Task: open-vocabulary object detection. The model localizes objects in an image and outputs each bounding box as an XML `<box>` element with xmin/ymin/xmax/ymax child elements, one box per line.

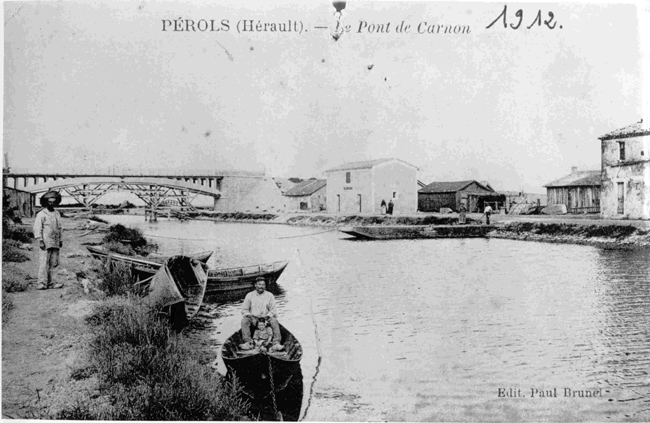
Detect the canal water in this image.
<box><xmin>100</xmin><ymin>216</ymin><xmax>650</xmax><ymax>421</ymax></box>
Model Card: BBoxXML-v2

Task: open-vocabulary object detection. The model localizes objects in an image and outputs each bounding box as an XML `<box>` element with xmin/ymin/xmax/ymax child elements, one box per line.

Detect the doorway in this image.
<box><xmin>617</xmin><ymin>182</ymin><xmax>624</xmax><ymax>214</ymax></box>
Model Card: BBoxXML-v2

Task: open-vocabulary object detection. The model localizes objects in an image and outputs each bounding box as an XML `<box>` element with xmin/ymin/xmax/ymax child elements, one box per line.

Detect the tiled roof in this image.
<box><xmin>325</xmin><ymin>158</ymin><xmax>417</xmax><ymax>172</ymax></box>
<box><xmin>284</xmin><ymin>179</ymin><xmax>326</xmax><ymax>196</ymax></box>
<box><xmin>273</xmin><ymin>178</ymin><xmax>299</xmax><ymax>194</ymax></box>
<box><xmin>419</xmin><ymin>180</ymin><xmax>493</xmax><ymax>194</ymax></box>
<box><xmin>598</xmin><ymin>119</ymin><xmax>650</xmax><ymax>141</ymax></box>
<box><xmin>544</xmin><ymin>170</ymin><xmax>601</xmax><ymax>188</ymax></box>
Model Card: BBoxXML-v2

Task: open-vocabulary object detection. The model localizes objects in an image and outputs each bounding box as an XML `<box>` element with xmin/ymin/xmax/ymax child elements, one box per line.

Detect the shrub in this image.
<box><xmin>2</xmin><ymin>271</ymin><xmax>30</xmax><ymax>293</ymax></box>
<box><xmin>104</xmin><ymin>241</ymin><xmax>135</xmax><ymax>256</ymax></box>
<box><xmin>102</xmin><ymin>224</ymin><xmax>157</xmax><ymax>256</ymax></box>
<box><xmin>3</xmin><ymin>225</ymin><xmax>33</xmax><ymax>243</ymax></box>
<box><xmin>2</xmin><ymin>294</ymin><xmax>14</xmax><ymax>322</ymax></box>
<box><xmin>2</xmin><ymin>240</ymin><xmax>29</xmax><ymax>262</ymax></box>
<box><xmin>583</xmin><ymin>225</ymin><xmax>637</xmax><ymax>239</ymax></box>
<box><xmin>96</xmin><ymin>261</ymin><xmax>135</xmax><ymax>297</ymax></box>
<box><xmin>63</xmin><ymin>297</ymin><xmax>250</xmax><ymax>420</ymax></box>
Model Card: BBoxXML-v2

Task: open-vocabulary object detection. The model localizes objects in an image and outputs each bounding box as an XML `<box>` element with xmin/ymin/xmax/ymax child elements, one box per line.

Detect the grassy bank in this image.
<box><xmin>53</xmin><ymin>263</ymin><xmax>249</xmax><ymax>420</ymax></box>
<box><xmin>56</xmin><ymin>296</ymin><xmax>249</xmax><ymax>420</ymax></box>
<box><xmin>190</xmin><ymin>211</ymin><xmax>650</xmax><ymax>246</ymax></box>
<box><xmin>193</xmin><ymin>211</ymin><xmax>465</xmax><ymax>227</ymax></box>
<box><xmin>493</xmin><ymin>222</ymin><xmax>650</xmax><ymax>247</ymax></box>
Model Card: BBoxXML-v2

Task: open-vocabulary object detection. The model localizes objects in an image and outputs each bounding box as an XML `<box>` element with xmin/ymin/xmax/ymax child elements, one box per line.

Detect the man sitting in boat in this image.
<box><xmin>252</xmin><ymin>317</ymin><xmax>274</xmax><ymax>352</ymax></box>
<box><xmin>240</xmin><ymin>276</ymin><xmax>284</xmax><ymax>351</ymax></box>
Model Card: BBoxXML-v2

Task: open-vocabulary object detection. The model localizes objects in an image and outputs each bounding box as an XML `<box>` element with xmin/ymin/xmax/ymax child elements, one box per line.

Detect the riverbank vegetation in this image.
<box><xmin>56</xmin><ymin>296</ymin><xmax>249</xmax><ymax>420</ymax></box>
<box><xmin>102</xmin><ymin>224</ymin><xmax>158</xmax><ymax>256</ymax></box>
<box><xmin>54</xmin><ymin>263</ymin><xmax>249</xmax><ymax>420</ymax></box>
<box><xmin>494</xmin><ymin>222</ymin><xmax>650</xmax><ymax>246</ymax></box>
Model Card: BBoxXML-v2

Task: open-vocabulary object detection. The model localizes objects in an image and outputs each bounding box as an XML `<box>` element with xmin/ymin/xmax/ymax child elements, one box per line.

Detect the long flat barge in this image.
<box><xmin>338</xmin><ymin>224</ymin><xmax>496</xmax><ymax>240</ymax></box>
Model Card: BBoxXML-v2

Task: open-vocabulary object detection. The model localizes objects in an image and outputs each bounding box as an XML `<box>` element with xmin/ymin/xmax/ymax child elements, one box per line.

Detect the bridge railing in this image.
<box><xmin>4</xmin><ymin>167</ymin><xmax>265</xmax><ymax>177</ymax></box>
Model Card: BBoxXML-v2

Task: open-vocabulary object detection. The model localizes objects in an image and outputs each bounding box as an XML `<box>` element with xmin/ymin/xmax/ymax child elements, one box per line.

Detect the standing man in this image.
<box><xmin>240</xmin><ymin>276</ymin><xmax>284</xmax><ymax>351</ymax></box>
<box><xmin>483</xmin><ymin>204</ymin><xmax>493</xmax><ymax>225</ymax></box>
<box><xmin>33</xmin><ymin>191</ymin><xmax>63</xmax><ymax>290</ymax></box>
<box><xmin>387</xmin><ymin>199</ymin><xmax>394</xmax><ymax>215</ymax></box>
<box><xmin>458</xmin><ymin>203</ymin><xmax>467</xmax><ymax>224</ymax></box>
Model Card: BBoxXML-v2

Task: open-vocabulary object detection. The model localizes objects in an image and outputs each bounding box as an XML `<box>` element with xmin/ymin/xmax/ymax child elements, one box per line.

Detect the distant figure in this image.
<box><xmin>483</xmin><ymin>204</ymin><xmax>493</xmax><ymax>225</ymax></box>
<box><xmin>380</xmin><ymin>200</ymin><xmax>387</xmax><ymax>215</ymax></box>
<box><xmin>253</xmin><ymin>317</ymin><xmax>274</xmax><ymax>352</ymax></box>
<box><xmin>33</xmin><ymin>191</ymin><xmax>64</xmax><ymax>290</ymax></box>
<box><xmin>387</xmin><ymin>199</ymin><xmax>394</xmax><ymax>215</ymax></box>
<box><xmin>459</xmin><ymin>203</ymin><xmax>467</xmax><ymax>224</ymax></box>
<box><xmin>240</xmin><ymin>276</ymin><xmax>284</xmax><ymax>352</ymax></box>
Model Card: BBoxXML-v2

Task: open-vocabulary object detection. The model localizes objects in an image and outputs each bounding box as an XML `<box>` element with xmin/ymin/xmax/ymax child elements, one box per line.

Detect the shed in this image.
<box><xmin>283</xmin><ymin>179</ymin><xmax>327</xmax><ymax>212</ymax></box>
<box><xmin>418</xmin><ymin>180</ymin><xmax>503</xmax><ymax>213</ymax></box>
<box><xmin>544</xmin><ymin>167</ymin><xmax>601</xmax><ymax>214</ymax></box>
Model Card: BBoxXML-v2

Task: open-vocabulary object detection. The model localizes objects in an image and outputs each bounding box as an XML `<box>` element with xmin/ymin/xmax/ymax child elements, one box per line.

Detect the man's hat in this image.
<box><xmin>254</xmin><ymin>276</ymin><xmax>266</xmax><ymax>284</ymax></box>
<box><xmin>40</xmin><ymin>191</ymin><xmax>62</xmax><ymax>207</ymax></box>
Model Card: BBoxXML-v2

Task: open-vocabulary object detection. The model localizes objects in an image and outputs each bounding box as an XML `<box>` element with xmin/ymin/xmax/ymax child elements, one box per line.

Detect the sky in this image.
<box><xmin>3</xmin><ymin>0</ymin><xmax>649</xmax><ymax>194</ymax></box>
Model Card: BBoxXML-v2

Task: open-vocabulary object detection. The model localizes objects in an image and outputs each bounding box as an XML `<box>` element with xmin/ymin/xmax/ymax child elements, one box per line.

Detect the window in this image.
<box><xmin>392</xmin><ymin>191</ymin><xmax>397</xmax><ymax>199</ymax></box>
<box><xmin>346</xmin><ymin>172</ymin><xmax>351</xmax><ymax>183</ymax></box>
<box><xmin>619</xmin><ymin>142</ymin><xmax>626</xmax><ymax>160</ymax></box>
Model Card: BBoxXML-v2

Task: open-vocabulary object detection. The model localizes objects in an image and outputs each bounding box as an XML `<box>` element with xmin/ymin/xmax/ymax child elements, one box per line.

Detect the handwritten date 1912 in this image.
<box><xmin>486</xmin><ymin>5</ymin><xmax>561</xmax><ymax>30</ymax></box>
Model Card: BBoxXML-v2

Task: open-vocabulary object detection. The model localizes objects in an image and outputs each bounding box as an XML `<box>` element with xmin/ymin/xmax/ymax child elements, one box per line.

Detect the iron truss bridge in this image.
<box><xmin>3</xmin><ymin>174</ymin><xmax>225</xmax><ymax>212</ymax></box>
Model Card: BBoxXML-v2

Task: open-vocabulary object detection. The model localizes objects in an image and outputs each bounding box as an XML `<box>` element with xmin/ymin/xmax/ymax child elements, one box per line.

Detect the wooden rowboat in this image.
<box><xmin>87</xmin><ymin>245</ymin><xmax>212</xmax><ymax>265</ymax></box>
<box><xmin>87</xmin><ymin>246</ymin><xmax>289</xmax><ymax>295</ymax></box>
<box><xmin>221</xmin><ymin>324</ymin><xmax>303</xmax><ymax>404</ymax></box>
<box><xmin>145</xmin><ymin>256</ymin><xmax>207</xmax><ymax>324</ymax></box>
<box><xmin>148</xmin><ymin>250</ymin><xmax>213</xmax><ymax>263</ymax></box>
<box><xmin>205</xmin><ymin>261</ymin><xmax>289</xmax><ymax>295</ymax></box>
<box><xmin>87</xmin><ymin>247</ymin><xmax>288</xmax><ymax>296</ymax></box>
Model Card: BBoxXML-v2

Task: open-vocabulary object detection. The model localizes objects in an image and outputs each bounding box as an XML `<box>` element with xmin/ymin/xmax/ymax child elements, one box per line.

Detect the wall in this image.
<box><xmin>214</xmin><ymin>176</ymin><xmax>286</xmax><ymax>212</ymax></box>
<box><xmin>418</xmin><ymin>192</ymin><xmax>456</xmax><ymax>212</ymax></box>
<box><xmin>326</xmin><ymin>169</ymin><xmax>374</xmax><ymax>214</ymax></box>
<box><xmin>3</xmin><ymin>187</ymin><xmax>35</xmax><ymax>217</ymax></box>
<box><xmin>372</xmin><ymin>161</ymin><xmax>417</xmax><ymax>214</ymax></box>
<box><xmin>601</xmin><ymin>135</ymin><xmax>650</xmax><ymax>219</ymax></box>
<box><xmin>546</xmin><ymin>186</ymin><xmax>600</xmax><ymax>209</ymax></box>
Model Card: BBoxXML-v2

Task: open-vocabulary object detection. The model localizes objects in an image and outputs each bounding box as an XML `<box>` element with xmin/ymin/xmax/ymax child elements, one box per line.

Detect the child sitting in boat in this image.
<box><xmin>253</xmin><ymin>318</ymin><xmax>274</xmax><ymax>352</ymax></box>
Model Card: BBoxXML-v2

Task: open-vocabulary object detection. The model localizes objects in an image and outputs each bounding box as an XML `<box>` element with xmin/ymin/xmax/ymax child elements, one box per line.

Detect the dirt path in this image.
<box><xmin>2</xmin><ymin>217</ymin><xmax>105</xmax><ymax>419</ymax></box>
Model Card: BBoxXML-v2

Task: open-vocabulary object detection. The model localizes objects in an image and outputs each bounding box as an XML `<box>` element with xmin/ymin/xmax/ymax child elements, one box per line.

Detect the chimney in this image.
<box><xmin>571</xmin><ymin>166</ymin><xmax>578</xmax><ymax>174</ymax></box>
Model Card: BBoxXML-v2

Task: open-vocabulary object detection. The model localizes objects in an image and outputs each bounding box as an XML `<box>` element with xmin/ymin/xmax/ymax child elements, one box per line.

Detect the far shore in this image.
<box><xmin>59</xmin><ymin>207</ymin><xmax>650</xmax><ymax>248</ymax></box>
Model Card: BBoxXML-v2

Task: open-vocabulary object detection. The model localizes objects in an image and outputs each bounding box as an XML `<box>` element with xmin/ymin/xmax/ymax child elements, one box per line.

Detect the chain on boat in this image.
<box><xmin>267</xmin><ymin>357</ymin><xmax>282</xmax><ymax>421</ymax></box>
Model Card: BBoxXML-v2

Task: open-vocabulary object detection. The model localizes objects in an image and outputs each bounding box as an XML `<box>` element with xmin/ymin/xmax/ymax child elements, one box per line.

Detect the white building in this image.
<box><xmin>324</xmin><ymin>158</ymin><xmax>418</xmax><ymax>214</ymax></box>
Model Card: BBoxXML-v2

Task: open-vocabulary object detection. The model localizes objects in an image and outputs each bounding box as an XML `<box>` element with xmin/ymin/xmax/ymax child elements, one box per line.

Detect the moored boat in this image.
<box><xmin>339</xmin><ymin>224</ymin><xmax>496</xmax><ymax>240</ymax></box>
<box><xmin>88</xmin><ymin>246</ymin><xmax>288</xmax><ymax>294</ymax></box>
<box><xmin>221</xmin><ymin>324</ymin><xmax>303</xmax><ymax>404</ymax></box>
<box><xmin>146</xmin><ymin>256</ymin><xmax>207</xmax><ymax>324</ymax></box>
<box><xmin>87</xmin><ymin>245</ymin><xmax>212</xmax><ymax>265</ymax></box>
<box><xmin>205</xmin><ymin>261</ymin><xmax>289</xmax><ymax>295</ymax></box>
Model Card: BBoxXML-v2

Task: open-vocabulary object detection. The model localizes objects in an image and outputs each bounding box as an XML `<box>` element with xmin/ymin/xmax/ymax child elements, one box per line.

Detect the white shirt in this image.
<box><xmin>33</xmin><ymin>209</ymin><xmax>62</xmax><ymax>249</ymax></box>
<box><xmin>241</xmin><ymin>290</ymin><xmax>277</xmax><ymax>318</ymax></box>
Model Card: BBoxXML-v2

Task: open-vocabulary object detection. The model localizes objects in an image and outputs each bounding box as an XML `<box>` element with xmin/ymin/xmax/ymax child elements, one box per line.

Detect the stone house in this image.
<box><xmin>598</xmin><ymin>119</ymin><xmax>650</xmax><ymax>219</ymax></box>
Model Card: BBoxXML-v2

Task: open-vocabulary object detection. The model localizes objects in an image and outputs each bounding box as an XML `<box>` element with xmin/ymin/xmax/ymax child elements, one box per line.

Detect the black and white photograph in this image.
<box><xmin>2</xmin><ymin>0</ymin><xmax>650</xmax><ymax>421</ymax></box>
